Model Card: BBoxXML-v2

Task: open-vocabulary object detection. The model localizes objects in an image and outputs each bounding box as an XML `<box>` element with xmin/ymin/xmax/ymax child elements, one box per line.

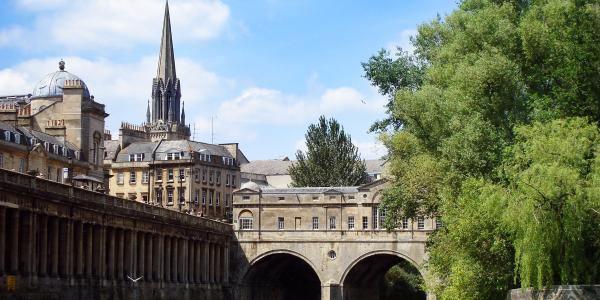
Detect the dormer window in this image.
<box><xmin>166</xmin><ymin>152</ymin><xmax>181</xmax><ymax>160</ymax></box>
<box><xmin>74</xmin><ymin>150</ymin><xmax>81</xmax><ymax>160</ymax></box>
<box><xmin>44</xmin><ymin>142</ymin><xmax>50</xmax><ymax>151</ymax></box>
<box><xmin>222</xmin><ymin>157</ymin><xmax>235</xmax><ymax>166</ymax></box>
<box><xmin>3</xmin><ymin>131</ymin><xmax>9</xmax><ymax>141</ymax></box>
<box><xmin>129</xmin><ymin>153</ymin><xmax>145</xmax><ymax>162</ymax></box>
<box><xmin>53</xmin><ymin>144</ymin><xmax>59</xmax><ymax>154</ymax></box>
<box><xmin>14</xmin><ymin>133</ymin><xmax>20</xmax><ymax>144</ymax></box>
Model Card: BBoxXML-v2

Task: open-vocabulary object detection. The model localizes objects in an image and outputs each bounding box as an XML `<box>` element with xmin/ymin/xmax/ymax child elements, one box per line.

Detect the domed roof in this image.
<box><xmin>31</xmin><ymin>60</ymin><xmax>90</xmax><ymax>99</ymax></box>
<box><xmin>241</xmin><ymin>181</ymin><xmax>261</xmax><ymax>192</ymax></box>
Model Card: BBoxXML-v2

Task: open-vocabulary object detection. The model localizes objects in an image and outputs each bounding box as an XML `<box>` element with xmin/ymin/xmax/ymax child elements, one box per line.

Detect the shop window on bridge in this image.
<box><xmin>348</xmin><ymin>216</ymin><xmax>355</xmax><ymax>230</ymax></box>
<box><xmin>329</xmin><ymin>216</ymin><xmax>336</xmax><ymax>229</ymax></box>
<box><xmin>239</xmin><ymin>210</ymin><xmax>254</xmax><ymax>230</ymax></box>
<box><xmin>372</xmin><ymin>206</ymin><xmax>386</xmax><ymax>229</ymax></box>
<box><xmin>312</xmin><ymin>217</ymin><xmax>319</xmax><ymax>230</ymax></box>
<box><xmin>362</xmin><ymin>216</ymin><xmax>368</xmax><ymax>230</ymax></box>
<box><xmin>277</xmin><ymin>217</ymin><xmax>285</xmax><ymax>230</ymax></box>
<box><xmin>402</xmin><ymin>218</ymin><xmax>409</xmax><ymax>229</ymax></box>
<box><xmin>417</xmin><ymin>216</ymin><xmax>425</xmax><ymax>230</ymax></box>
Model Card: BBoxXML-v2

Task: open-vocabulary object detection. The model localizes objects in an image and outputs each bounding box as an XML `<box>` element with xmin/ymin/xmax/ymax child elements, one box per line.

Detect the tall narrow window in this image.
<box><xmin>402</xmin><ymin>218</ymin><xmax>409</xmax><ymax>229</ymax></box>
<box><xmin>129</xmin><ymin>171</ymin><xmax>136</xmax><ymax>184</ymax></box>
<box><xmin>240</xmin><ymin>218</ymin><xmax>253</xmax><ymax>230</ymax></box>
<box><xmin>19</xmin><ymin>158</ymin><xmax>25</xmax><ymax>173</ymax></box>
<box><xmin>194</xmin><ymin>189</ymin><xmax>199</xmax><ymax>204</ymax></box>
<box><xmin>231</xmin><ymin>175</ymin><xmax>236</xmax><ymax>187</ymax></box>
<box><xmin>277</xmin><ymin>217</ymin><xmax>285</xmax><ymax>230</ymax></box>
<box><xmin>116</xmin><ymin>172</ymin><xmax>124</xmax><ymax>185</ymax></box>
<box><xmin>179</xmin><ymin>168</ymin><xmax>185</xmax><ymax>181</ymax></box>
<box><xmin>348</xmin><ymin>216</ymin><xmax>355</xmax><ymax>230</ymax></box>
<box><xmin>329</xmin><ymin>216</ymin><xmax>336</xmax><ymax>230</ymax></box>
<box><xmin>168</xmin><ymin>169</ymin><xmax>174</xmax><ymax>181</ymax></box>
<box><xmin>362</xmin><ymin>216</ymin><xmax>368</xmax><ymax>230</ymax></box>
<box><xmin>417</xmin><ymin>216</ymin><xmax>425</xmax><ymax>230</ymax></box>
<box><xmin>202</xmin><ymin>189</ymin><xmax>207</xmax><ymax>205</ymax></box>
<box><xmin>156</xmin><ymin>169</ymin><xmax>162</xmax><ymax>181</ymax></box>
<box><xmin>167</xmin><ymin>189</ymin><xmax>174</xmax><ymax>205</ymax></box>
<box><xmin>225</xmin><ymin>194</ymin><xmax>231</xmax><ymax>207</ymax></box>
<box><xmin>216</xmin><ymin>192</ymin><xmax>221</xmax><ymax>206</ymax></box>
<box><xmin>312</xmin><ymin>217</ymin><xmax>319</xmax><ymax>230</ymax></box>
<box><xmin>208</xmin><ymin>190</ymin><xmax>213</xmax><ymax>205</ymax></box>
<box><xmin>142</xmin><ymin>171</ymin><xmax>149</xmax><ymax>183</ymax></box>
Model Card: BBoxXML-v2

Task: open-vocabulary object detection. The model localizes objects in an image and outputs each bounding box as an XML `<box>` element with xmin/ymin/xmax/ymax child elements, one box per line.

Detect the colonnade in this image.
<box><xmin>0</xmin><ymin>206</ymin><xmax>230</xmax><ymax>286</ymax></box>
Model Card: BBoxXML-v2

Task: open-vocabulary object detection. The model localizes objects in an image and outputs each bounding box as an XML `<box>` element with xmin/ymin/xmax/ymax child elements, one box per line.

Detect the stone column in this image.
<box><xmin>65</xmin><ymin>219</ymin><xmax>73</xmax><ymax>278</ymax></box>
<box><xmin>58</xmin><ymin>219</ymin><xmax>67</xmax><ymax>277</ymax></box>
<box><xmin>107</xmin><ymin>227</ymin><xmax>115</xmax><ymax>280</ymax></box>
<box><xmin>92</xmin><ymin>225</ymin><xmax>100</xmax><ymax>278</ymax></box>
<box><xmin>117</xmin><ymin>229</ymin><xmax>125</xmax><ymax>281</ymax></box>
<box><xmin>202</xmin><ymin>240</ymin><xmax>209</xmax><ymax>283</ymax></box>
<box><xmin>38</xmin><ymin>215</ymin><xmax>48</xmax><ymax>277</ymax></box>
<box><xmin>50</xmin><ymin>217</ymin><xmax>59</xmax><ymax>277</ymax></box>
<box><xmin>177</xmin><ymin>238</ymin><xmax>184</xmax><ymax>283</ymax></box>
<box><xmin>85</xmin><ymin>224</ymin><xmax>93</xmax><ymax>278</ymax></box>
<box><xmin>223</xmin><ymin>242</ymin><xmax>229</xmax><ymax>284</ymax></box>
<box><xmin>153</xmin><ymin>235</ymin><xmax>160</xmax><ymax>282</ymax></box>
<box><xmin>172</xmin><ymin>237</ymin><xmax>179</xmax><ymax>283</ymax></box>
<box><xmin>100</xmin><ymin>226</ymin><xmax>106</xmax><ymax>280</ymax></box>
<box><xmin>215</xmin><ymin>243</ymin><xmax>221</xmax><ymax>283</ymax></box>
<box><xmin>19</xmin><ymin>212</ymin><xmax>34</xmax><ymax>276</ymax></box>
<box><xmin>124</xmin><ymin>230</ymin><xmax>136</xmax><ymax>279</ymax></box>
<box><xmin>194</xmin><ymin>241</ymin><xmax>200</xmax><ymax>283</ymax></box>
<box><xmin>0</xmin><ymin>207</ymin><xmax>5</xmax><ymax>275</ymax></box>
<box><xmin>137</xmin><ymin>232</ymin><xmax>145</xmax><ymax>280</ymax></box>
<box><xmin>8</xmin><ymin>209</ymin><xmax>19</xmax><ymax>274</ymax></box>
<box><xmin>183</xmin><ymin>239</ymin><xmax>188</xmax><ymax>283</ymax></box>
<box><xmin>146</xmin><ymin>233</ymin><xmax>153</xmax><ymax>281</ymax></box>
<box><xmin>164</xmin><ymin>236</ymin><xmax>171</xmax><ymax>283</ymax></box>
<box><xmin>74</xmin><ymin>221</ymin><xmax>83</xmax><ymax>277</ymax></box>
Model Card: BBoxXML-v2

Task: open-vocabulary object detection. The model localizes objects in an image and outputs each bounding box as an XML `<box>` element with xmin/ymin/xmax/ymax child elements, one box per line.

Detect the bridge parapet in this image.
<box><xmin>235</xmin><ymin>229</ymin><xmax>431</xmax><ymax>242</ymax></box>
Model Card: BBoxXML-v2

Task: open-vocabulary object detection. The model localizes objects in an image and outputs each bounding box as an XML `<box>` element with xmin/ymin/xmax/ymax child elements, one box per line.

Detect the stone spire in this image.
<box><xmin>181</xmin><ymin>101</ymin><xmax>185</xmax><ymax>125</ymax></box>
<box><xmin>156</xmin><ymin>0</ymin><xmax>176</xmax><ymax>82</ymax></box>
<box><xmin>146</xmin><ymin>100</ymin><xmax>151</xmax><ymax>123</ymax></box>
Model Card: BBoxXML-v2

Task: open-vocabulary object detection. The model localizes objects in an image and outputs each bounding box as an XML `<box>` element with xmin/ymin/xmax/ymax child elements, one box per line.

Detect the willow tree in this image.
<box><xmin>289</xmin><ymin>116</ymin><xmax>367</xmax><ymax>187</ymax></box>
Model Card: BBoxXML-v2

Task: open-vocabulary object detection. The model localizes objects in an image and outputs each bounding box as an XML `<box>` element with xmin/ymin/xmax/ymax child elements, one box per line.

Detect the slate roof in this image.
<box><xmin>103</xmin><ymin>140</ymin><xmax>120</xmax><ymax>160</ymax></box>
<box><xmin>114</xmin><ymin>139</ymin><xmax>235</xmax><ymax>163</ymax></box>
<box><xmin>115</xmin><ymin>141</ymin><xmax>159</xmax><ymax>163</ymax></box>
<box><xmin>240</xmin><ymin>159</ymin><xmax>386</xmax><ymax>176</ymax></box>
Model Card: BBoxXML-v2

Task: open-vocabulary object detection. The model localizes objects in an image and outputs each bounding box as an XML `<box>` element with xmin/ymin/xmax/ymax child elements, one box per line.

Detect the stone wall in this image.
<box><xmin>506</xmin><ymin>285</ymin><xmax>600</xmax><ymax>300</ymax></box>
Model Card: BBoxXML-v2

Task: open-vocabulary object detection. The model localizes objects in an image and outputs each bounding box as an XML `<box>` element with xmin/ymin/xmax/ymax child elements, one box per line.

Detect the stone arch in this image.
<box><xmin>238</xmin><ymin>209</ymin><xmax>253</xmax><ymax>219</ymax></box>
<box><xmin>340</xmin><ymin>250</ymin><xmax>426</xmax><ymax>300</ymax></box>
<box><xmin>239</xmin><ymin>249</ymin><xmax>323</xmax><ymax>300</ymax></box>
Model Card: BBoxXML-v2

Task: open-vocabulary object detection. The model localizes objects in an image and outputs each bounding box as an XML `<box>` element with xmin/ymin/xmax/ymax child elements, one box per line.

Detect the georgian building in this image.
<box><xmin>103</xmin><ymin>2</ymin><xmax>248</xmax><ymax>221</ymax></box>
<box><xmin>233</xmin><ymin>180</ymin><xmax>442</xmax><ymax>232</ymax></box>
<box><xmin>0</xmin><ymin>60</ymin><xmax>108</xmax><ymax>185</ymax></box>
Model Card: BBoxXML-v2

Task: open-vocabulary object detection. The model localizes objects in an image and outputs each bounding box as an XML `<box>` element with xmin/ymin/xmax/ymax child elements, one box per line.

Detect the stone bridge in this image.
<box><xmin>0</xmin><ymin>168</ymin><xmax>232</xmax><ymax>300</ymax></box>
<box><xmin>231</xmin><ymin>229</ymin><xmax>434</xmax><ymax>300</ymax></box>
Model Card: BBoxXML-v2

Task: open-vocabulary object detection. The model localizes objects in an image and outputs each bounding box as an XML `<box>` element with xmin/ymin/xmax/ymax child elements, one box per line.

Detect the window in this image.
<box><xmin>362</xmin><ymin>216</ymin><xmax>368</xmax><ymax>230</ymax></box>
<box><xmin>202</xmin><ymin>189</ymin><xmax>207</xmax><ymax>204</ymax></box>
<box><xmin>0</xmin><ymin>152</ymin><xmax>4</xmax><ymax>168</ymax></box>
<box><xmin>231</xmin><ymin>175</ymin><xmax>236</xmax><ymax>187</ymax></box>
<box><xmin>167</xmin><ymin>169</ymin><xmax>174</xmax><ymax>181</ymax></box>
<box><xmin>116</xmin><ymin>193</ymin><xmax>124</xmax><ymax>198</ymax></box>
<box><xmin>14</xmin><ymin>133</ymin><xmax>20</xmax><ymax>144</ymax></box>
<box><xmin>225</xmin><ymin>194</ymin><xmax>231</xmax><ymax>207</ymax></box>
<box><xmin>128</xmin><ymin>193</ymin><xmax>137</xmax><ymax>201</ymax></box>
<box><xmin>209</xmin><ymin>170</ymin><xmax>214</xmax><ymax>183</ymax></box>
<box><xmin>155</xmin><ymin>189</ymin><xmax>162</xmax><ymax>205</ymax></box>
<box><xmin>179</xmin><ymin>189</ymin><xmax>185</xmax><ymax>204</ymax></box>
<box><xmin>378</xmin><ymin>208</ymin><xmax>386</xmax><ymax>229</ymax></box>
<box><xmin>44</xmin><ymin>142</ymin><xmax>49</xmax><ymax>152</ymax></box>
<box><xmin>417</xmin><ymin>216</ymin><xmax>425</xmax><ymax>230</ymax></box>
<box><xmin>128</xmin><ymin>153</ymin><xmax>145</xmax><ymax>162</ymax></box>
<box><xmin>53</xmin><ymin>144</ymin><xmax>59</xmax><ymax>154</ymax></box>
<box><xmin>194</xmin><ymin>189</ymin><xmax>200</xmax><ymax>204</ymax></box>
<box><xmin>242</xmin><ymin>195</ymin><xmax>250</xmax><ymax>201</ymax></box>
<box><xmin>240</xmin><ymin>218</ymin><xmax>253</xmax><ymax>230</ymax></box>
<box><xmin>74</xmin><ymin>151</ymin><xmax>80</xmax><ymax>160</ymax></box>
<box><xmin>216</xmin><ymin>171</ymin><xmax>221</xmax><ymax>185</ymax></box>
<box><xmin>277</xmin><ymin>217</ymin><xmax>285</xmax><ymax>230</ymax></box>
<box><xmin>129</xmin><ymin>171</ymin><xmax>136</xmax><ymax>184</ymax></box>
<box><xmin>179</xmin><ymin>168</ymin><xmax>185</xmax><ymax>181</ymax></box>
<box><xmin>312</xmin><ymin>196</ymin><xmax>319</xmax><ymax>200</ymax></box>
<box><xmin>18</xmin><ymin>159</ymin><xmax>25</xmax><ymax>173</ymax></box>
<box><xmin>348</xmin><ymin>216</ymin><xmax>355</xmax><ymax>230</ymax></box>
<box><xmin>56</xmin><ymin>168</ymin><xmax>61</xmax><ymax>183</ymax></box>
<box><xmin>436</xmin><ymin>217</ymin><xmax>443</xmax><ymax>229</ymax></box>
<box><xmin>116</xmin><ymin>172</ymin><xmax>124</xmax><ymax>185</ymax></box>
<box><xmin>194</xmin><ymin>168</ymin><xmax>200</xmax><ymax>182</ymax></box>
<box><xmin>216</xmin><ymin>192</ymin><xmax>221</xmax><ymax>206</ymax></box>
<box><xmin>208</xmin><ymin>191</ymin><xmax>213</xmax><ymax>205</ymax></box>
<box><xmin>373</xmin><ymin>206</ymin><xmax>379</xmax><ymax>229</ymax></box>
<box><xmin>166</xmin><ymin>152</ymin><xmax>181</xmax><ymax>160</ymax></box>
<box><xmin>348</xmin><ymin>195</ymin><xmax>355</xmax><ymax>200</ymax></box>
<box><xmin>156</xmin><ymin>169</ymin><xmax>162</xmax><ymax>181</ymax></box>
<box><xmin>329</xmin><ymin>216</ymin><xmax>336</xmax><ymax>229</ymax></box>
<box><xmin>312</xmin><ymin>217</ymin><xmax>319</xmax><ymax>230</ymax></box>
<box><xmin>47</xmin><ymin>166</ymin><xmax>52</xmax><ymax>180</ymax></box>
<box><xmin>142</xmin><ymin>194</ymin><xmax>148</xmax><ymax>203</ymax></box>
<box><xmin>202</xmin><ymin>169</ymin><xmax>207</xmax><ymax>182</ymax></box>
<box><xmin>225</xmin><ymin>173</ymin><xmax>230</xmax><ymax>186</ymax></box>
<box><xmin>142</xmin><ymin>171</ymin><xmax>149</xmax><ymax>183</ymax></box>
<box><xmin>329</xmin><ymin>195</ymin><xmax>336</xmax><ymax>200</ymax></box>
<box><xmin>277</xmin><ymin>196</ymin><xmax>285</xmax><ymax>201</ymax></box>
<box><xmin>3</xmin><ymin>131</ymin><xmax>9</xmax><ymax>141</ymax></box>
<box><xmin>167</xmin><ymin>189</ymin><xmax>174</xmax><ymax>205</ymax></box>
<box><xmin>402</xmin><ymin>218</ymin><xmax>409</xmax><ymax>229</ymax></box>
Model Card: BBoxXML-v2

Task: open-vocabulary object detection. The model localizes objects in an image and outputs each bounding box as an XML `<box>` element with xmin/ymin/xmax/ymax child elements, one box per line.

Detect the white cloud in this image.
<box><xmin>6</xmin><ymin>0</ymin><xmax>230</xmax><ymax>50</ymax></box>
<box><xmin>355</xmin><ymin>139</ymin><xmax>387</xmax><ymax>160</ymax></box>
<box><xmin>387</xmin><ymin>29</ymin><xmax>418</xmax><ymax>55</ymax></box>
<box><xmin>0</xmin><ymin>55</ymin><xmax>230</xmax><ymax>134</ymax></box>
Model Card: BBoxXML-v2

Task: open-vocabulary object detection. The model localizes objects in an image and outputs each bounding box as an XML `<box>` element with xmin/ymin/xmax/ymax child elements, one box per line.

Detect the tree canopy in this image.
<box><xmin>289</xmin><ymin>116</ymin><xmax>368</xmax><ymax>187</ymax></box>
<box><xmin>362</xmin><ymin>0</ymin><xmax>600</xmax><ymax>298</ymax></box>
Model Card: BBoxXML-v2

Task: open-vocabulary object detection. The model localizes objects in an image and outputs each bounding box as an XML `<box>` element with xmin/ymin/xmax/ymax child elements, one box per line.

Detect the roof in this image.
<box><xmin>31</xmin><ymin>60</ymin><xmax>90</xmax><ymax>99</ymax></box>
<box><xmin>241</xmin><ymin>159</ymin><xmax>293</xmax><ymax>175</ymax></box>
<box><xmin>260</xmin><ymin>186</ymin><xmax>359</xmax><ymax>194</ymax></box>
<box><xmin>115</xmin><ymin>141</ymin><xmax>159</xmax><ymax>162</ymax></box>
<box><xmin>18</xmin><ymin>126</ymin><xmax>78</xmax><ymax>150</ymax></box>
<box><xmin>240</xmin><ymin>159</ymin><xmax>386</xmax><ymax>176</ymax></box>
<box><xmin>103</xmin><ymin>140</ymin><xmax>120</xmax><ymax>160</ymax></box>
<box><xmin>114</xmin><ymin>139</ymin><xmax>235</xmax><ymax>163</ymax></box>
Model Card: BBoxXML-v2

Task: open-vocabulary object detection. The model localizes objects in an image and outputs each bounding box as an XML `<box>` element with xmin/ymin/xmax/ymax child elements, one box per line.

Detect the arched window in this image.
<box><xmin>239</xmin><ymin>210</ymin><xmax>254</xmax><ymax>230</ymax></box>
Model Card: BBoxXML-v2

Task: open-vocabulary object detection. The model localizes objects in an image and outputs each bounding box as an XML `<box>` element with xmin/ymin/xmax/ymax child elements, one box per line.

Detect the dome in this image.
<box><xmin>241</xmin><ymin>181</ymin><xmax>261</xmax><ymax>192</ymax></box>
<box><xmin>31</xmin><ymin>60</ymin><xmax>90</xmax><ymax>99</ymax></box>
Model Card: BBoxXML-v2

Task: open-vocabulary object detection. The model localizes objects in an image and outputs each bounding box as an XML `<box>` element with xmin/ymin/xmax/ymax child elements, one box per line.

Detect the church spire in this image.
<box><xmin>181</xmin><ymin>101</ymin><xmax>185</xmax><ymax>125</ymax></box>
<box><xmin>146</xmin><ymin>100</ymin><xmax>151</xmax><ymax>123</ymax></box>
<box><xmin>156</xmin><ymin>0</ymin><xmax>176</xmax><ymax>82</ymax></box>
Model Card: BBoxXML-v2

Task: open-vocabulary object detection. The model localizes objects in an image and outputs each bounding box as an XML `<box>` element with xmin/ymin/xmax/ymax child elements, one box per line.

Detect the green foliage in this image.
<box><xmin>503</xmin><ymin>118</ymin><xmax>600</xmax><ymax>287</ymax></box>
<box><xmin>289</xmin><ymin>116</ymin><xmax>367</xmax><ymax>187</ymax></box>
<box><xmin>363</xmin><ymin>0</ymin><xmax>600</xmax><ymax>298</ymax></box>
<box><xmin>381</xmin><ymin>261</ymin><xmax>426</xmax><ymax>300</ymax></box>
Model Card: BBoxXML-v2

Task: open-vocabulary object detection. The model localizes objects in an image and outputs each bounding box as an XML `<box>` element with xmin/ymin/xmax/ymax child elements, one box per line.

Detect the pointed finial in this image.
<box><xmin>59</xmin><ymin>59</ymin><xmax>65</xmax><ymax>71</ymax></box>
<box><xmin>146</xmin><ymin>99</ymin><xmax>151</xmax><ymax>123</ymax></box>
<box><xmin>181</xmin><ymin>101</ymin><xmax>186</xmax><ymax>125</ymax></box>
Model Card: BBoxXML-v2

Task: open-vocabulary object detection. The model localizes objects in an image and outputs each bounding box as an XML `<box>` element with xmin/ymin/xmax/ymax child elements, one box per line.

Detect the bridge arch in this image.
<box><xmin>240</xmin><ymin>249</ymin><xmax>323</xmax><ymax>300</ymax></box>
<box><xmin>340</xmin><ymin>250</ymin><xmax>426</xmax><ymax>300</ymax></box>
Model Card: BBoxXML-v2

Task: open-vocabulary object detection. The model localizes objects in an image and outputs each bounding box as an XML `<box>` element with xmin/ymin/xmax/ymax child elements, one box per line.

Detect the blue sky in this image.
<box><xmin>0</xmin><ymin>0</ymin><xmax>457</xmax><ymax>160</ymax></box>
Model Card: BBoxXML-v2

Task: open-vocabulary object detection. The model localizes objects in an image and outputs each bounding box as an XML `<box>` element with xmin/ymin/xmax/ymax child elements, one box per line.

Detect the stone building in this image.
<box><xmin>103</xmin><ymin>2</ymin><xmax>248</xmax><ymax>221</ymax></box>
<box><xmin>240</xmin><ymin>157</ymin><xmax>387</xmax><ymax>188</ymax></box>
<box><xmin>233</xmin><ymin>179</ymin><xmax>441</xmax><ymax>232</ymax></box>
<box><xmin>0</xmin><ymin>60</ymin><xmax>108</xmax><ymax>186</ymax></box>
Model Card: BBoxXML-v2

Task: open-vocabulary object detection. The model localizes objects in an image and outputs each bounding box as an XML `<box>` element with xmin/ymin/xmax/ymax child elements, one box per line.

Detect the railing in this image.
<box><xmin>234</xmin><ymin>228</ymin><xmax>432</xmax><ymax>242</ymax></box>
<box><xmin>0</xmin><ymin>168</ymin><xmax>232</xmax><ymax>232</ymax></box>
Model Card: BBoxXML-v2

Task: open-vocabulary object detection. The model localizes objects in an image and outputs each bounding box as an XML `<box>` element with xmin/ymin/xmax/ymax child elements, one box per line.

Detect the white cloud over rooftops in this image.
<box><xmin>3</xmin><ymin>0</ymin><xmax>230</xmax><ymax>50</ymax></box>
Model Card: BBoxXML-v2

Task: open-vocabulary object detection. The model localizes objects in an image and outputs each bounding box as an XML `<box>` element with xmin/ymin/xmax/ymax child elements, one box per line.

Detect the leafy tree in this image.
<box><xmin>361</xmin><ymin>0</ymin><xmax>600</xmax><ymax>298</ymax></box>
<box><xmin>289</xmin><ymin>116</ymin><xmax>368</xmax><ymax>187</ymax></box>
